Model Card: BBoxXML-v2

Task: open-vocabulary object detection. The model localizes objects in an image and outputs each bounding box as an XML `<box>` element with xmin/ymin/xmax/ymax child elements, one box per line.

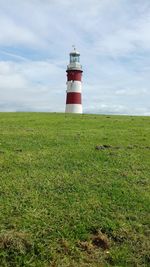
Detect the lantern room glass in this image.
<box><xmin>70</xmin><ymin>54</ymin><xmax>80</xmax><ymax>63</ymax></box>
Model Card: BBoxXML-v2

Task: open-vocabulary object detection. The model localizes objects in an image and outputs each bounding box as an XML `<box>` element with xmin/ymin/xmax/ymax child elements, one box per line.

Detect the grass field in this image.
<box><xmin>0</xmin><ymin>113</ymin><xmax>150</xmax><ymax>267</ymax></box>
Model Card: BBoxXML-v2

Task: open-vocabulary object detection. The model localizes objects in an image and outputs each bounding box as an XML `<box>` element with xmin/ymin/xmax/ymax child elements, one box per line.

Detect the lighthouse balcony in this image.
<box><xmin>67</xmin><ymin>62</ymin><xmax>82</xmax><ymax>71</ymax></box>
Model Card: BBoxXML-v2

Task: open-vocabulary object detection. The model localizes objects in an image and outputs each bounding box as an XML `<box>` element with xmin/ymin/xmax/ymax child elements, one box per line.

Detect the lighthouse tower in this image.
<box><xmin>65</xmin><ymin>47</ymin><xmax>83</xmax><ymax>113</ymax></box>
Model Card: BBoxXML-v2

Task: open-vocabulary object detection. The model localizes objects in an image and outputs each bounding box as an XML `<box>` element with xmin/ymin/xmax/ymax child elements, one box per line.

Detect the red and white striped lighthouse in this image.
<box><xmin>65</xmin><ymin>47</ymin><xmax>83</xmax><ymax>113</ymax></box>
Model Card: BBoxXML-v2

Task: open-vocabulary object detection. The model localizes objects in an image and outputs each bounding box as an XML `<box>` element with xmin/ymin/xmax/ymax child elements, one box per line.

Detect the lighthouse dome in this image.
<box><xmin>70</xmin><ymin>46</ymin><xmax>80</xmax><ymax>56</ymax></box>
<box><xmin>70</xmin><ymin>50</ymin><xmax>80</xmax><ymax>56</ymax></box>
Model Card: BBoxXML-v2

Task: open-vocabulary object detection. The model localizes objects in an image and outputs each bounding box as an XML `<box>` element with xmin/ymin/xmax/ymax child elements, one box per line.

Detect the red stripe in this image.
<box><xmin>66</xmin><ymin>92</ymin><xmax>81</xmax><ymax>104</ymax></box>
<box><xmin>67</xmin><ymin>70</ymin><xmax>82</xmax><ymax>81</ymax></box>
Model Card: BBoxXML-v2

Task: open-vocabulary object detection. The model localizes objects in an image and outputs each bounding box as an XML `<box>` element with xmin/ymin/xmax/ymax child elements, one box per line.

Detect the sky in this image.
<box><xmin>0</xmin><ymin>0</ymin><xmax>150</xmax><ymax>115</ymax></box>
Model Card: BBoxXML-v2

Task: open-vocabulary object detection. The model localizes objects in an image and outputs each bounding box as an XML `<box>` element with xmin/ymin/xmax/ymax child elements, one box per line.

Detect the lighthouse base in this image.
<box><xmin>65</xmin><ymin>104</ymin><xmax>82</xmax><ymax>114</ymax></box>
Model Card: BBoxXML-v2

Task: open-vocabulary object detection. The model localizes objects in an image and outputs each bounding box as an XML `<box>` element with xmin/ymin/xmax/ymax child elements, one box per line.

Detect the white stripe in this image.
<box><xmin>67</xmin><ymin>81</ymin><xmax>82</xmax><ymax>93</ymax></box>
<box><xmin>65</xmin><ymin>104</ymin><xmax>82</xmax><ymax>114</ymax></box>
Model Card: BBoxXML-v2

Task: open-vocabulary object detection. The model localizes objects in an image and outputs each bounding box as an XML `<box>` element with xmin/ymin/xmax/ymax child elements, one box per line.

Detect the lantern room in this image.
<box><xmin>70</xmin><ymin>51</ymin><xmax>80</xmax><ymax>63</ymax></box>
<box><xmin>67</xmin><ymin>46</ymin><xmax>82</xmax><ymax>71</ymax></box>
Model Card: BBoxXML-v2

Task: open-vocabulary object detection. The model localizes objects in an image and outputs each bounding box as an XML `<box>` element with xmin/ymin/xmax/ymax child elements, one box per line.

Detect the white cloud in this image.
<box><xmin>0</xmin><ymin>14</ymin><xmax>40</xmax><ymax>47</ymax></box>
<box><xmin>0</xmin><ymin>60</ymin><xmax>65</xmax><ymax>111</ymax></box>
<box><xmin>115</xmin><ymin>88</ymin><xmax>149</xmax><ymax>96</ymax></box>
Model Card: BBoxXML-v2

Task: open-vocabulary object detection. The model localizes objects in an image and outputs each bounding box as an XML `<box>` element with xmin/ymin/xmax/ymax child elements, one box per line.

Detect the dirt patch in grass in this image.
<box><xmin>95</xmin><ymin>145</ymin><xmax>120</xmax><ymax>150</ymax></box>
<box><xmin>95</xmin><ymin>144</ymin><xmax>150</xmax><ymax>151</ymax></box>
<box><xmin>91</xmin><ymin>232</ymin><xmax>110</xmax><ymax>250</ymax></box>
<box><xmin>78</xmin><ymin>231</ymin><xmax>110</xmax><ymax>254</ymax></box>
<box><xmin>95</xmin><ymin>145</ymin><xmax>112</xmax><ymax>150</ymax></box>
<box><xmin>14</xmin><ymin>148</ymin><xmax>23</xmax><ymax>152</ymax></box>
<box><xmin>78</xmin><ymin>241</ymin><xmax>94</xmax><ymax>254</ymax></box>
<box><xmin>0</xmin><ymin>230</ymin><xmax>32</xmax><ymax>253</ymax></box>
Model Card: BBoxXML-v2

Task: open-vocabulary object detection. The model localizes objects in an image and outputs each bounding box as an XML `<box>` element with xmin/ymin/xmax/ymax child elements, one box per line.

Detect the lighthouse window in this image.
<box><xmin>70</xmin><ymin>55</ymin><xmax>80</xmax><ymax>63</ymax></box>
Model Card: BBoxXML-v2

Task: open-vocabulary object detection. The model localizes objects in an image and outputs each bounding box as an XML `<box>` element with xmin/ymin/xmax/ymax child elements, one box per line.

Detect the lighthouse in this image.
<box><xmin>65</xmin><ymin>47</ymin><xmax>83</xmax><ymax>113</ymax></box>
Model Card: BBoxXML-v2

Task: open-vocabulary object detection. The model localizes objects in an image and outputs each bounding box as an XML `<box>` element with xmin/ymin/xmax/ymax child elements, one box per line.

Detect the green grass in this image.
<box><xmin>0</xmin><ymin>112</ymin><xmax>150</xmax><ymax>267</ymax></box>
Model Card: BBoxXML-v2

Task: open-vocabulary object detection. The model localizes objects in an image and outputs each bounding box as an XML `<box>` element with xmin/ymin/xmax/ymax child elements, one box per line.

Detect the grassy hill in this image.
<box><xmin>0</xmin><ymin>113</ymin><xmax>150</xmax><ymax>267</ymax></box>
